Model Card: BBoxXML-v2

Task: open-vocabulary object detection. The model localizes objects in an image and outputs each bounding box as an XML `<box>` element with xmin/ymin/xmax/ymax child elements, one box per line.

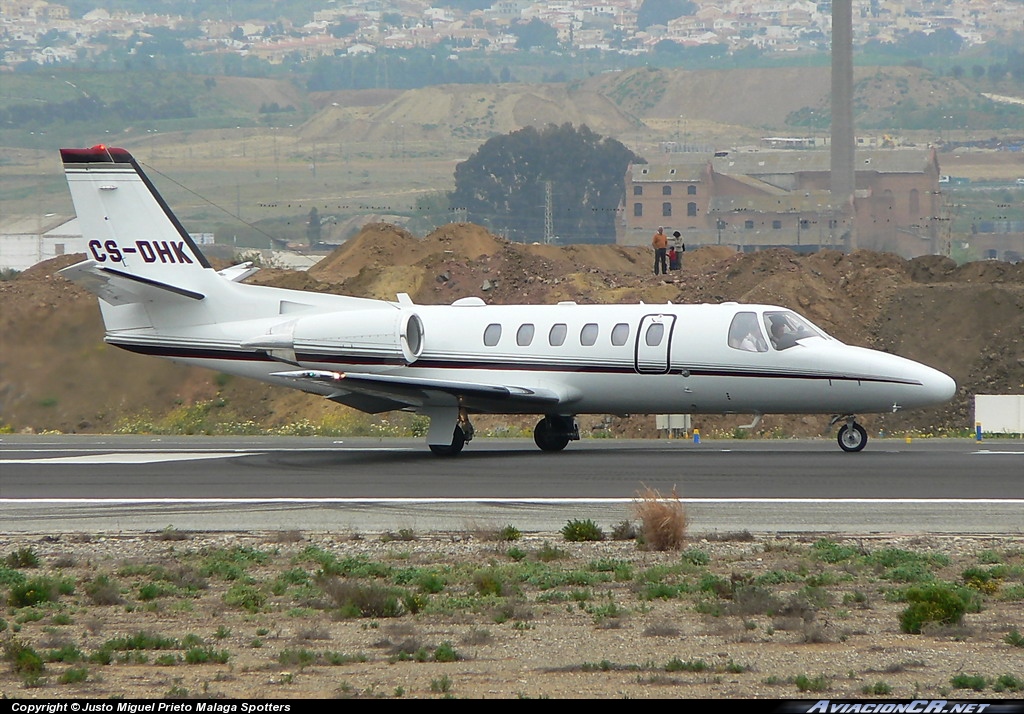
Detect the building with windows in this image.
<box><xmin>620</xmin><ymin>149</ymin><xmax>944</xmax><ymax>257</ymax></box>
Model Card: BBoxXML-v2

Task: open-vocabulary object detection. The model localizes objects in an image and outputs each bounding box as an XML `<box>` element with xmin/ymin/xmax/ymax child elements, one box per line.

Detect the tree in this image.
<box><xmin>637</xmin><ymin>0</ymin><xmax>697</xmax><ymax>29</ymax></box>
<box><xmin>306</xmin><ymin>207</ymin><xmax>322</xmax><ymax>246</ymax></box>
<box><xmin>448</xmin><ymin>124</ymin><xmax>642</xmax><ymax>245</ymax></box>
<box><xmin>511</xmin><ymin>18</ymin><xmax>558</xmax><ymax>51</ymax></box>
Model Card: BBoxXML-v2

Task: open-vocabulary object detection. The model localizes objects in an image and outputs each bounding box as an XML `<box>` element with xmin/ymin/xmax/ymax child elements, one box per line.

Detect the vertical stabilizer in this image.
<box><xmin>60</xmin><ymin>145</ymin><xmax>212</xmax><ymax>284</ymax></box>
<box><xmin>59</xmin><ymin>146</ymin><xmax>227</xmax><ymax>332</ymax></box>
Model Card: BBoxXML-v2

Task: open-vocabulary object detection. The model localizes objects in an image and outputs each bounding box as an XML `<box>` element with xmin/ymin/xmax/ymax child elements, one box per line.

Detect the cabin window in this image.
<box><xmin>728</xmin><ymin>312</ymin><xmax>768</xmax><ymax>352</ymax></box>
<box><xmin>580</xmin><ymin>323</ymin><xmax>599</xmax><ymax>346</ymax></box>
<box><xmin>483</xmin><ymin>323</ymin><xmax>502</xmax><ymax>347</ymax></box>
<box><xmin>549</xmin><ymin>323</ymin><xmax>567</xmax><ymax>346</ymax></box>
<box><xmin>611</xmin><ymin>323</ymin><xmax>630</xmax><ymax>346</ymax></box>
<box><xmin>763</xmin><ymin>310</ymin><xmax>824</xmax><ymax>351</ymax></box>
<box><xmin>517</xmin><ymin>324</ymin><xmax>535</xmax><ymax>347</ymax></box>
<box><xmin>644</xmin><ymin>322</ymin><xmax>665</xmax><ymax>347</ymax></box>
<box><xmin>687</xmin><ymin>185</ymin><xmax>697</xmax><ymax>195</ymax></box>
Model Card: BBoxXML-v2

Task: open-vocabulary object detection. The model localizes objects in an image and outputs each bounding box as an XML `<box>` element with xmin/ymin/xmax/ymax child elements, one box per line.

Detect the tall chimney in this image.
<box><xmin>831</xmin><ymin>0</ymin><xmax>856</xmax><ymax>250</ymax></box>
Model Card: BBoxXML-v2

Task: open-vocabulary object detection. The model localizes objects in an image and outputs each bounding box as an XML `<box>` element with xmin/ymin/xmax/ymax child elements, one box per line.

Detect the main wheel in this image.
<box><xmin>837</xmin><ymin>422</ymin><xmax>868</xmax><ymax>452</ymax></box>
<box><xmin>429</xmin><ymin>426</ymin><xmax>466</xmax><ymax>456</ymax></box>
<box><xmin>534</xmin><ymin>417</ymin><xmax>570</xmax><ymax>452</ymax></box>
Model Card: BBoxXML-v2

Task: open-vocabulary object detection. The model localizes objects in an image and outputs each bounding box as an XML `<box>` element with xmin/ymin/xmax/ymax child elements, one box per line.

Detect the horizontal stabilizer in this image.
<box><xmin>59</xmin><ymin>260</ymin><xmax>205</xmax><ymax>304</ymax></box>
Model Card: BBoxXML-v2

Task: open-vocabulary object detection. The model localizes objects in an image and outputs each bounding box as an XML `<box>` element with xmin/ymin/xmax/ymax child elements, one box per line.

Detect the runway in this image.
<box><xmin>2</xmin><ymin>434</ymin><xmax>1022</xmax><ymax>535</ymax></box>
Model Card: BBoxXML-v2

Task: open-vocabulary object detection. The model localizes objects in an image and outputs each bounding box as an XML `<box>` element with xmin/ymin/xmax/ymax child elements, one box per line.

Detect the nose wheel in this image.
<box><xmin>837</xmin><ymin>421</ymin><xmax>868</xmax><ymax>452</ymax></box>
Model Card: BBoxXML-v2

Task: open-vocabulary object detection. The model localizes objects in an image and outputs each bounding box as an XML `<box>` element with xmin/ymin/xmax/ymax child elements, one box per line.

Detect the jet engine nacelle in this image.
<box><xmin>291</xmin><ymin>308</ymin><xmax>424</xmax><ymax>364</ymax></box>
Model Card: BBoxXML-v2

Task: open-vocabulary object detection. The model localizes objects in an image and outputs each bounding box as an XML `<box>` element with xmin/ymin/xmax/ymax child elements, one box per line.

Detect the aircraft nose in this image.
<box><xmin>919</xmin><ymin>365</ymin><xmax>957</xmax><ymax>405</ymax></box>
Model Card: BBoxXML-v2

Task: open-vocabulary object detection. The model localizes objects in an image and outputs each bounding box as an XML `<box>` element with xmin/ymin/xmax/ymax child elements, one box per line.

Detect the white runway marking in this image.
<box><xmin>1</xmin><ymin>452</ymin><xmax>258</xmax><ymax>465</ymax></box>
<box><xmin>5</xmin><ymin>497</ymin><xmax>1022</xmax><ymax>505</ymax></box>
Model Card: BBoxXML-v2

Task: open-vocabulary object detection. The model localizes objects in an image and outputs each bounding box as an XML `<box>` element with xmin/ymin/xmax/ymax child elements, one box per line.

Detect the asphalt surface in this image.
<box><xmin>1</xmin><ymin>435</ymin><xmax>1022</xmax><ymax>535</ymax></box>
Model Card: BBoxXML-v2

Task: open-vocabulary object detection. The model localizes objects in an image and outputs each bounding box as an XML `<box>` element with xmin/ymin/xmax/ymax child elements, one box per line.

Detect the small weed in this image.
<box><xmin>1004</xmin><ymin>629</ymin><xmax>1024</xmax><ymax>647</ymax></box>
<box><xmin>430</xmin><ymin>674</ymin><xmax>453</xmax><ymax>693</ymax></box>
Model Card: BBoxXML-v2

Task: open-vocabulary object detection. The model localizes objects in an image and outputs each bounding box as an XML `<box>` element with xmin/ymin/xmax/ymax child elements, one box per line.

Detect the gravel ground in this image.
<box><xmin>1</xmin><ymin>530</ymin><xmax>1023</xmax><ymax>700</ymax></box>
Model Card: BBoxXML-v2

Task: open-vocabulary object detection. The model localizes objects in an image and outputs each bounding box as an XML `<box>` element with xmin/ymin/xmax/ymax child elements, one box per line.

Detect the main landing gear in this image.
<box><xmin>429</xmin><ymin>413</ymin><xmax>474</xmax><ymax>456</ymax></box>
<box><xmin>833</xmin><ymin>415</ymin><xmax>868</xmax><ymax>452</ymax></box>
<box><xmin>534</xmin><ymin>415</ymin><xmax>580</xmax><ymax>452</ymax></box>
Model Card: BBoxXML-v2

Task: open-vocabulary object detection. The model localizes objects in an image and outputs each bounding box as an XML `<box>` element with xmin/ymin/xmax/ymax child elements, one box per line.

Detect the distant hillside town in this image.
<box><xmin>3</xmin><ymin>0</ymin><xmax>1024</xmax><ymax>69</ymax></box>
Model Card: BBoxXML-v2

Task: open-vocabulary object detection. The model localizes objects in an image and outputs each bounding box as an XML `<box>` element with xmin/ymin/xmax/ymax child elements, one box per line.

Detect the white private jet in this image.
<box><xmin>58</xmin><ymin>145</ymin><xmax>956</xmax><ymax>455</ymax></box>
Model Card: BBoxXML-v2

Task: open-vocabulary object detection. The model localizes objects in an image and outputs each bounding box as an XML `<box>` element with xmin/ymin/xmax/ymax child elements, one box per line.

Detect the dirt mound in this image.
<box><xmin>2</xmin><ymin>226</ymin><xmax>1021</xmax><ymax>439</ymax></box>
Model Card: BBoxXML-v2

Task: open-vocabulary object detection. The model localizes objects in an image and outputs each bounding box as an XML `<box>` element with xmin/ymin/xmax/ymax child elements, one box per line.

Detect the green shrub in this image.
<box><xmin>496</xmin><ymin>525</ymin><xmax>522</xmax><ymax>541</ymax></box>
<box><xmin>5</xmin><ymin>547</ymin><xmax>40</xmax><ymax>568</ymax></box>
<box><xmin>994</xmin><ymin>674</ymin><xmax>1023</xmax><ymax>693</ymax></box>
<box><xmin>472</xmin><ymin>569</ymin><xmax>506</xmax><ymax>597</ymax></box>
<box><xmin>4</xmin><ymin>638</ymin><xmax>45</xmax><ymax>675</ymax></box>
<box><xmin>899</xmin><ymin>584</ymin><xmax>967</xmax><ymax>633</ymax></box>
<box><xmin>9</xmin><ymin>576</ymin><xmax>72</xmax><ymax>607</ymax></box>
<box><xmin>59</xmin><ymin>666</ymin><xmax>89</xmax><ymax>684</ymax></box>
<box><xmin>795</xmin><ymin>674</ymin><xmax>831</xmax><ymax>692</ymax></box>
<box><xmin>321</xmin><ymin>579</ymin><xmax>404</xmax><ymax>618</ymax></box>
<box><xmin>223</xmin><ymin>583</ymin><xmax>266</xmax><ymax>612</ymax></box>
<box><xmin>665</xmin><ymin>657</ymin><xmax>708</xmax><ymax>672</ymax></box>
<box><xmin>433</xmin><ymin>641</ymin><xmax>460</xmax><ymax>662</ymax></box>
<box><xmin>184</xmin><ymin>647</ymin><xmax>230</xmax><ymax>665</ymax></box>
<box><xmin>561</xmin><ymin>519</ymin><xmax>605</xmax><ymax>542</ymax></box>
<box><xmin>950</xmin><ymin>673</ymin><xmax>987</xmax><ymax>691</ymax></box>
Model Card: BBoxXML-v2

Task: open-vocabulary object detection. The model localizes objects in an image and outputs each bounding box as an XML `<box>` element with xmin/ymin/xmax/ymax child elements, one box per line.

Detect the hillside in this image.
<box><xmin>1</xmin><ymin>224</ymin><xmax>1021</xmax><ymax>440</ymax></box>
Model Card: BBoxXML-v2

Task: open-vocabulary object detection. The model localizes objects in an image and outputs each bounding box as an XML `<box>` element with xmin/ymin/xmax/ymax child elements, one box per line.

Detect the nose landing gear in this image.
<box><xmin>833</xmin><ymin>415</ymin><xmax>868</xmax><ymax>452</ymax></box>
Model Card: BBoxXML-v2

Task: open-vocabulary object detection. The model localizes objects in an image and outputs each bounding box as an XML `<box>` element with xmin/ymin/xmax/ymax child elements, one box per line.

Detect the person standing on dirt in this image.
<box><xmin>652</xmin><ymin>227</ymin><xmax>668</xmax><ymax>275</ymax></box>
<box><xmin>671</xmin><ymin>231</ymin><xmax>685</xmax><ymax>271</ymax></box>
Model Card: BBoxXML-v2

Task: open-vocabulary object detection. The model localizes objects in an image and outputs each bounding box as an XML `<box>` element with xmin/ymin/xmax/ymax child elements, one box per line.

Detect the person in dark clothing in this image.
<box><xmin>652</xmin><ymin>227</ymin><xmax>668</xmax><ymax>275</ymax></box>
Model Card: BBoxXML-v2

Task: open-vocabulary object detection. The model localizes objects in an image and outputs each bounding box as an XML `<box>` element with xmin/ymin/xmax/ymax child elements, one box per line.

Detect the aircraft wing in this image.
<box><xmin>270</xmin><ymin>369</ymin><xmax>564</xmax><ymax>412</ymax></box>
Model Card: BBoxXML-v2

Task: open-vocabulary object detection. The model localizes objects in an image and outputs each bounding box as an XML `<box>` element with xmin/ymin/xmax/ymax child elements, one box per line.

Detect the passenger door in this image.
<box><xmin>635</xmin><ymin>314</ymin><xmax>675</xmax><ymax>374</ymax></box>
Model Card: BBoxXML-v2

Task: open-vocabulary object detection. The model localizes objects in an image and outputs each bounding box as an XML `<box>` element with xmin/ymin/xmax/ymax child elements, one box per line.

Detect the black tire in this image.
<box><xmin>429</xmin><ymin>426</ymin><xmax>466</xmax><ymax>456</ymax></box>
<box><xmin>534</xmin><ymin>417</ymin><xmax>570</xmax><ymax>452</ymax></box>
<box><xmin>837</xmin><ymin>422</ymin><xmax>868</xmax><ymax>452</ymax></box>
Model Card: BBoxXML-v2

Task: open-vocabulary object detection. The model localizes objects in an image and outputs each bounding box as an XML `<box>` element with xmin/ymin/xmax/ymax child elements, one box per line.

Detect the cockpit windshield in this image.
<box><xmin>728</xmin><ymin>311</ymin><xmax>768</xmax><ymax>352</ymax></box>
<box><xmin>763</xmin><ymin>311</ymin><xmax>824</xmax><ymax>351</ymax></box>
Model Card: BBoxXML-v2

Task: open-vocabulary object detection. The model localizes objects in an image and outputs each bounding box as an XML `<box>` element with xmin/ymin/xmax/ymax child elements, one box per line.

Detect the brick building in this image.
<box><xmin>620</xmin><ymin>149</ymin><xmax>944</xmax><ymax>257</ymax></box>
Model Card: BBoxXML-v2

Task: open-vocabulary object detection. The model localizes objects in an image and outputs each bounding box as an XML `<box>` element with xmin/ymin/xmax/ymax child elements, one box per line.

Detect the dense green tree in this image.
<box><xmin>511</xmin><ymin>18</ymin><xmax>559</xmax><ymax>51</ymax></box>
<box><xmin>306</xmin><ymin>207</ymin><xmax>322</xmax><ymax>246</ymax></box>
<box><xmin>637</xmin><ymin>0</ymin><xmax>697</xmax><ymax>29</ymax></box>
<box><xmin>448</xmin><ymin>124</ymin><xmax>642</xmax><ymax>245</ymax></box>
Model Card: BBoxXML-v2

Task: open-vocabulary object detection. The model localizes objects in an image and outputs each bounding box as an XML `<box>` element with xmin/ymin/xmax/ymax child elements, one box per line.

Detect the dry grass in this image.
<box><xmin>632</xmin><ymin>486</ymin><xmax>687</xmax><ymax>551</ymax></box>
